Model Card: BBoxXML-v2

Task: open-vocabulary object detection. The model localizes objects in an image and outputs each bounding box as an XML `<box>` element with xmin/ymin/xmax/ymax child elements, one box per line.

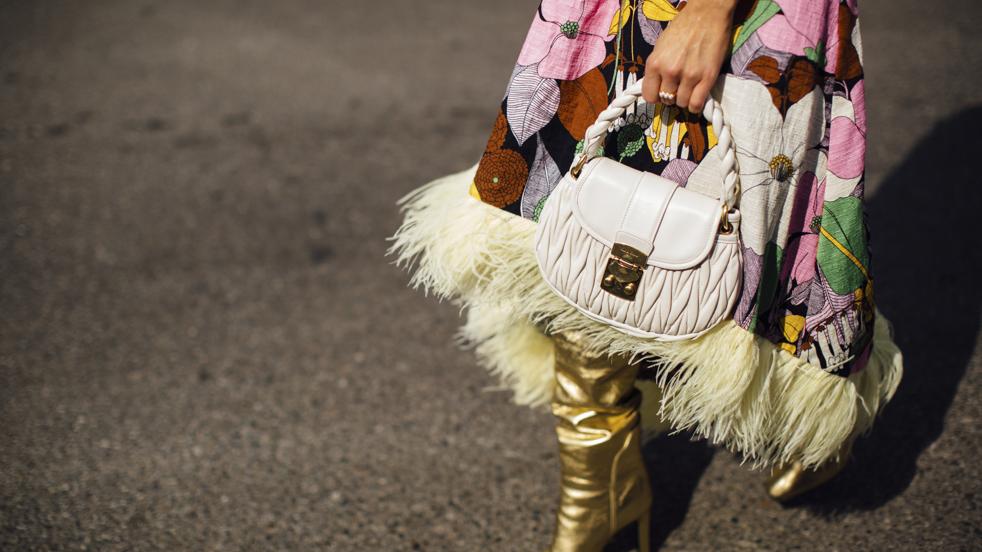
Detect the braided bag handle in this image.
<box><xmin>573</xmin><ymin>78</ymin><xmax>740</xmax><ymax>209</ymax></box>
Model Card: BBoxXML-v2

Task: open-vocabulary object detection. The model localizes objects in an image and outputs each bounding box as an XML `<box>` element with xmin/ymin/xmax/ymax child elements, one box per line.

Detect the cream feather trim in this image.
<box><xmin>387</xmin><ymin>166</ymin><xmax>904</xmax><ymax>470</ymax></box>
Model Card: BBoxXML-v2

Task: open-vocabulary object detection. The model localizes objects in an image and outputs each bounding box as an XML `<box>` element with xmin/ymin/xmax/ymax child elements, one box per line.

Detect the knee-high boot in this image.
<box><xmin>546</xmin><ymin>329</ymin><xmax>652</xmax><ymax>552</ymax></box>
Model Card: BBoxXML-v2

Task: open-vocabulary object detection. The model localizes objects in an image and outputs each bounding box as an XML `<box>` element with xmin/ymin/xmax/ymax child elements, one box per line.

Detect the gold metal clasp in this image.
<box><xmin>719</xmin><ymin>203</ymin><xmax>734</xmax><ymax>234</ymax></box>
<box><xmin>601</xmin><ymin>243</ymin><xmax>648</xmax><ymax>301</ymax></box>
<box><xmin>570</xmin><ymin>155</ymin><xmax>588</xmax><ymax>179</ymax></box>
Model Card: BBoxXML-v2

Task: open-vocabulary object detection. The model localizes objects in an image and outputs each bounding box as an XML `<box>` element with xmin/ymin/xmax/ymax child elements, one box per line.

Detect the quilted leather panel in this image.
<box><xmin>535</xmin><ymin>171</ymin><xmax>743</xmax><ymax>340</ymax></box>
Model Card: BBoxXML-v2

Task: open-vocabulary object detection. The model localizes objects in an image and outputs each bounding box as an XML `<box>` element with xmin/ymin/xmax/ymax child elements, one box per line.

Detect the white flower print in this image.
<box><xmin>685</xmin><ymin>76</ymin><xmax>828</xmax><ymax>257</ymax></box>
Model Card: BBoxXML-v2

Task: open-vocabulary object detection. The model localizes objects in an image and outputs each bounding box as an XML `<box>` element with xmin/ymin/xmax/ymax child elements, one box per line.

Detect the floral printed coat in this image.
<box><xmin>470</xmin><ymin>0</ymin><xmax>875</xmax><ymax>377</ymax></box>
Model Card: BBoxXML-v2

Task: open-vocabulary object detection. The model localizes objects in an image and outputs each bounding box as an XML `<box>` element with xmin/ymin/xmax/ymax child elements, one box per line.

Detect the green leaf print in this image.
<box><xmin>804</xmin><ymin>40</ymin><xmax>826</xmax><ymax>68</ymax></box>
<box><xmin>617</xmin><ymin>124</ymin><xmax>645</xmax><ymax>161</ymax></box>
<box><xmin>757</xmin><ymin>241</ymin><xmax>784</xmax><ymax>316</ymax></box>
<box><xmin>732</xmin><ymin>0</ymin><xmax>781</xmax><ymax>52</ymax></box>
<box><xmin>817</xmin><ymin>196</ymin><xmax>870</xmax><ymax>295</ymax></box>
<box><xmin>532</xmin><ymin>195</ymin><xmax>547</xmax><ymax>222</ymax></box>
<box><xmin>748</xmin><ymin>241</ymin><xmax>784</xmax><ymax>332</ymax></box>
<box><xmin>575</xmin><ymin>138</ymin><xmax>604</xmax><ymax>158</ymax></box>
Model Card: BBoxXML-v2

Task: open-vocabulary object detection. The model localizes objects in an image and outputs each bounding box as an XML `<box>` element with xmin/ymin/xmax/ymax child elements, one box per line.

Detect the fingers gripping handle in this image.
<box><xmin>575</xmin><ymin>77</ymin><xmax>740</xmax><ymax>209</ymax></box>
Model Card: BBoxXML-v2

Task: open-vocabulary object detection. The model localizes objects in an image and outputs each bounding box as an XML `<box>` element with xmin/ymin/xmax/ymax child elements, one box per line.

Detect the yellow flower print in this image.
<box><xmin>610</xmin><ymin>0</ymin><xmax>680</xmax><ymax>36</ymax></box>
<box><xmin>646</xmin><ymin>104</ymin><xmax>685</xmax><ymax>162</ymax></box>
<box><xmin>609</xmin><ymin>0</ymin><xmax>634</xmax><ymax>35</ymax></box>
<box><xmin>641</xmin><ymin>0</ymin><xmax>680</xmax><ymax>22</ymax></box>
<box><xmin>780</xmin><ymin>314</ymin><xmax>806</xmax><ymax>354</ymax></box>
<box><xmin>854</xmin><ymin>279</ymin><xmax>875</xmax><ymax>323</ymax></box>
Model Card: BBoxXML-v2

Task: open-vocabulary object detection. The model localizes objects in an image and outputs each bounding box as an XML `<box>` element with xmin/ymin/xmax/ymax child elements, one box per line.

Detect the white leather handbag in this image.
<box><xmin>534</xmin><ymin>77</ymin><xmax>742</xmax><ymax>341</ymax></box>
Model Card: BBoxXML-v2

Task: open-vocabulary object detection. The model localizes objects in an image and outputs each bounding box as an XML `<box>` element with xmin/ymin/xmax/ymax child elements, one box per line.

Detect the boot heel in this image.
<box><xmin>637</xmin><ymin>509</ymin><xmax>651</xmax><ymax>552</ymax></box>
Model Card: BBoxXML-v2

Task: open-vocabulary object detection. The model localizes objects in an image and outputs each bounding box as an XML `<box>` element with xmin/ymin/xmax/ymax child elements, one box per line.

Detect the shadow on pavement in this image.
<box><xmin>606</xmin><ymin>433</ymin><xmax>717</xmax><ymax>551</ymax></box>
<box><xmin>610</xmin><ymin>105</ymin><xmax>982</xmax><ymax>545</ymax></box>
<box><xmin>788</xmin><ymin>105</ymin><xmax>982</xmax><ymax>512</ymax></box>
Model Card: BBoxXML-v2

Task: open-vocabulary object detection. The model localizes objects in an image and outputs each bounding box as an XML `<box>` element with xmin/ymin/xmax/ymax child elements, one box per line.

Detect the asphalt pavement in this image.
<box><xmin>1</xmin><ymin>0</ymin><xmax>980</xmax><ymax>550</ymax></box>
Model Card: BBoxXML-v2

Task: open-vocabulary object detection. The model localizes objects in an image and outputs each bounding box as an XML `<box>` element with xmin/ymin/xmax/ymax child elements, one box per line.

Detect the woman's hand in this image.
<box><xmin>641</xmin><ymin>0</ymin><xmax>738</xmax><ymax>114</ymax></box>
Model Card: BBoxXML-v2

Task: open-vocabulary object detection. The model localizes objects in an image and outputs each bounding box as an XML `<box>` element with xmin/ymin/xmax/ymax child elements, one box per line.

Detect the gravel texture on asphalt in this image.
<box><xmin>1</xmin><ymin>0</ymin><xmax>980</xmax><ymax>550</ymax></box>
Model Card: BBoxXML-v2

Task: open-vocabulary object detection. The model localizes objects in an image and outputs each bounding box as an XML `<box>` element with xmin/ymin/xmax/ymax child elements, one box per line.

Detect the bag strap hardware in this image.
<box><xmin>719</xmin><ymin>203</ymin><xmax>735</xmax><ymax>234</ymax></box>
<box><xmin>570</xmin><ymin>154</ymin><xmax>588</xmax><ymax>179</ymax></box>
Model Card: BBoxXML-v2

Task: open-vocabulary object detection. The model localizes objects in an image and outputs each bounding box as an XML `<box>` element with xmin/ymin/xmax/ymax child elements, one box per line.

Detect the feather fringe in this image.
<box><xmin>386</xmin><ymin>166</ymin><xmax>904</xmax><ymax>470</ymax></box>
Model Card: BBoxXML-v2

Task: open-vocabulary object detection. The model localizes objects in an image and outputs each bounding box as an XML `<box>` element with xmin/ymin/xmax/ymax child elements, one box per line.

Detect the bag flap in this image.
<box><xmin>571</xmin><ymin>157</ymin><xmax>723</xmax><ymax>270</ymax></box>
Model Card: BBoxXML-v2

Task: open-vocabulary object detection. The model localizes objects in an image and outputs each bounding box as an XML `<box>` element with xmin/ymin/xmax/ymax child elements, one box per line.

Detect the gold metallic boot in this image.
<box><xmin>764</xmin><ymin>429</ymin><xmax>858</xmax><ymax>503</ymax></box>
<box><xmin>546</xmin><ymin>329</ymin><xmax>652</xmax><ymax>552</ymax></box>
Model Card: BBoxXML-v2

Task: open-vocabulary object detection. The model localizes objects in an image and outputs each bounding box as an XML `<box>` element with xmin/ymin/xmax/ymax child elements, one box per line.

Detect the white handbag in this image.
<box><xmin>534</xmin><ymin>77</ymin><xmax>743</xmax><ymax>341</ymax></box>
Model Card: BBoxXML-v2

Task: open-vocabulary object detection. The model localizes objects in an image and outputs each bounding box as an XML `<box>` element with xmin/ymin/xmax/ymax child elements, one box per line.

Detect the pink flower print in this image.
<box><xmin>828</xmin><ymin>115</ymin><xmax>865</xmax><ymax>179</ymax></box>
<box><xmin>824</xmin><ymin>91</ymin><xmax>865</xmax><ymax>201</ymax></box>
<box><xmin>850</xmin><ymin>79</ymin><xmax>866</xmax><ymax>134</ymax></box>
<box><xmin>517</xmin><ymin>0</ymin><xmax>619</xmax><ymax>81</ymax></box>
<box><xmin>757</xmin><ymin>0</ymin><xmax>835</xmax><ymax>71</ymax></box>
<box><xmin>828</xmin><ymin>90</ymin><xmax>866</xmax><ymax>181</ymax></box>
